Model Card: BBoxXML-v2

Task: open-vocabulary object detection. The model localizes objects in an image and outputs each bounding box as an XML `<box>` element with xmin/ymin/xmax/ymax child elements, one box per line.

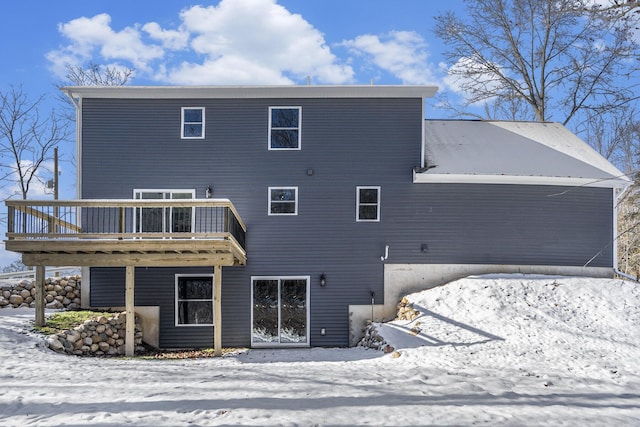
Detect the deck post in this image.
<box><xmin>214</xmin><ymin>265</ymin><xmax>222</xmax><ymax>356</ymax></box>
<box><xmin>34</xmin><ymin>265</ymin><xmax>45</xmax><ymax>327</ymax></box>
<box><xmin>125</xmin><ymin>265</ymin><xmax>135</xmax><ymax>357</ymax></box>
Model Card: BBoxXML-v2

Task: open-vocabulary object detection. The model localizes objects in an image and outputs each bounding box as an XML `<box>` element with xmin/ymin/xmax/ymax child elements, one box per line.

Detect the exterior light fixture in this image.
<box><xmin>205</xmin><ymin>185</ymin><xmax>212</xmax><ymax>199</ymax></box>
<box><xmin>320</xmin><ymin>273</ymin><xmax>326</xmax><ymax>287</ymax></box>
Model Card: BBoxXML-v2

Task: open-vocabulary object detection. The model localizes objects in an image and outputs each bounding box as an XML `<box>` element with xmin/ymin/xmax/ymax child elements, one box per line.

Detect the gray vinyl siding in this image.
<box><xmin>83</xmin><ymin>97</ymin><xmax>613</xmax><ymax>348</ymax></box>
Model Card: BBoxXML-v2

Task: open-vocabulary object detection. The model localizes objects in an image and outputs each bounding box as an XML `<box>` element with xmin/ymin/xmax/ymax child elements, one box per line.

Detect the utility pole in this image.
<box><xmin>53</xmin><ymin>147</ymin><xmax>59</xmax><ymax>278</ymax></box>
<box><xmin>53</xmin><ymin>147</ymin><xmax>58</xmax><ymax>201</ymax></box>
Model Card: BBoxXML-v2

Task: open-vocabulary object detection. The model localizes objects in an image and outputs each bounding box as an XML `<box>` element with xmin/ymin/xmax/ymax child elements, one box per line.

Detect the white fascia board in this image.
<box><xmin>413</xmin><ymin>172</ymin><xmax>630</xmax><ymax>188</ymax></box>
<box><xmin>61</xmin><ymin>85</ymin><xmax>438</xmax><ymax>100</ymax></box>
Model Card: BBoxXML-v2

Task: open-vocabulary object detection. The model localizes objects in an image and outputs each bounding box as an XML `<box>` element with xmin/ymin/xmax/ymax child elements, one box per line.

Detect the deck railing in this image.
<box><xmin>5</xmin><ymin>199</ymin><xmax>246</xmax><ymax>249</ymax></box>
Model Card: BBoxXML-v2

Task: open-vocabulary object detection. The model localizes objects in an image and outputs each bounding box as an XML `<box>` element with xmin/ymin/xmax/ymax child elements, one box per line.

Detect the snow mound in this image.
<box><xmin>378</xmin><ymin>274</ymin><xmax>640</xmax><ymax>380</ymax></box>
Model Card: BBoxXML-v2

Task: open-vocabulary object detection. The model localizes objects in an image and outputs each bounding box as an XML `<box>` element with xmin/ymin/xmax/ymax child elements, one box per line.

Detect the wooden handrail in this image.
<box><xmin>5</xmin><ymin>198</ymin><xmax>247</xmax><ymax>232</ymax></box>
<box><xmin>12</xmin><ymin>205</ymin><xmax>81</xmax><ymax>233</ymax></box>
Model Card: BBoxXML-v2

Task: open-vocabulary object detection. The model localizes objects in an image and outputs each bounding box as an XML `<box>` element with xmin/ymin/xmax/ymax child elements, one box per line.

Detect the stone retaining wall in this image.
<box><xmin>0</xmin><ymin>276</ymin><xmax>81</xmax><ymax>310</ymax></box>
<box><xmin>46</xmin><ymin>312</ymin><xmax>144</xmax><ymax>356</ymax></box>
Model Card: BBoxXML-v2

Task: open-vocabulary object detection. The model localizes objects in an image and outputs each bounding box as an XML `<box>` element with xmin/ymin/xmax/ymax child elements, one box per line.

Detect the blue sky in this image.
<box><xmin>2</xmin><ymin>0</ymin><xmax>463</xmax><ymax>91</ymax></box>
<box><xmin>0</xmin><ymin>0</ymin><xmax>467</xmax><ymax>266</ymax></box>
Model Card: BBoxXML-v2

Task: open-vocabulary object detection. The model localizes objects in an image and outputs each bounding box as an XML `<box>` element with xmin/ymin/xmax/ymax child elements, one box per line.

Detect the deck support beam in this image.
<box><xmin>34</xmin><ymin>265</ymin><xmax>45</xmax><ymax>327</ymax></box>
<box><xmin>125</xmin><ymin>265</ymin><xmax>135</xmax><ymax>357</ymax></box>
<box><xmin>214</xmin><ymin>265</ymin><xmax>222</xmax><ymax>356</ymax></box>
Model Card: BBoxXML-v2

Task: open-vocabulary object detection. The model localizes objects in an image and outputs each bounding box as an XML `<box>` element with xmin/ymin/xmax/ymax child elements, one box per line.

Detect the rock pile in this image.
<box><xmin>357</xmin><ymin>322</ymin><xmax>394</xmax><ymax>353</ymax></box>
<box><xmin>0</xmin><ymin>276</ymin><xmax>81</xmax><ymax>310</ymax></box>
<box><xmin>46</xmin><ymin>312</ymin><xmax>144</xmax><ymax>356</ymax></box>
<box><xmin>396</xmin><ymin>297</ymin><xmax>421</xmax><ymax>321</ymax></box>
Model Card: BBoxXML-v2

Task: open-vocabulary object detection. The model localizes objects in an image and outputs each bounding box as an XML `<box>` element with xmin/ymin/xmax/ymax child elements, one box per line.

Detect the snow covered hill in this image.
<box><xmin>0</xmin><ymin>274</ymin><xmax>639</xmax><ymax>426</ymax></box>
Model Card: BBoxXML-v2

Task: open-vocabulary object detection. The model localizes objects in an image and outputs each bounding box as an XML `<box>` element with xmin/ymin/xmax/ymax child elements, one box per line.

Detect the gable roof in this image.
<box><xmin>415</xmin><ymin>120</ymin><xmax>630</xmax><ymax>188</ymax></box>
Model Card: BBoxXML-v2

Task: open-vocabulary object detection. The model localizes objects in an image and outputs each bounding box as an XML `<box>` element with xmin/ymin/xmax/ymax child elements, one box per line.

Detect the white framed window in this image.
<box><xmin>269</xmin><ymin>106</ymin><xmax>301</xmax><ymax>150</ymax></box>
<box><xmin>181</xmin><ymin>107</ymin><xmax>205</xmax><ymax>139</ymax></box>
<box><xmin>269</xmin><ymin>187</ymin><xmax>298</xmax><ymax>215</ymax></box>
<box><xmin>175</xmin><ymin>274</ymin><xmax>214</xmax><ymax>326</ymax></box>
<box><xmin>133</xmin><ymin>189</ymin><xmax>195</xmax><ymax>233</ymax></box>
<box><xmin>356</xmin><ymin>186</ymin><xmax>380</xmax><ymax>222</ymax></box>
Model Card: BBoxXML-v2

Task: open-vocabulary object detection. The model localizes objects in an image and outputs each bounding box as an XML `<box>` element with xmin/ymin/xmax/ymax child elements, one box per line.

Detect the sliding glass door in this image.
<box><xmin>134</xmin><ymin>190</ymin><xmax>194</xmax><ymax>234</ymax></box>
<box><xmin>251</xmin><ymin>276</ymin><xmax>309</xmax><ymax>347</ymax></box>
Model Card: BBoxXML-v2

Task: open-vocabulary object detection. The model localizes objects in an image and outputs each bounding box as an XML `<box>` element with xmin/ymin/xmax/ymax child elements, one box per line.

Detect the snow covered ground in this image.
<box><xmin>0</xmin><ymin>274</ymin><xmax>639</xmax><ymax>426</ymax></box>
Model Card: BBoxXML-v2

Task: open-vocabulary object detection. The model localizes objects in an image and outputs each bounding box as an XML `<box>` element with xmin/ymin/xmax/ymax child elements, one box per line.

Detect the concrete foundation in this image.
<box><xmin>348</xmin><ymin>263</ymin><xmax>613</xmax><ymax>346</ymax></box>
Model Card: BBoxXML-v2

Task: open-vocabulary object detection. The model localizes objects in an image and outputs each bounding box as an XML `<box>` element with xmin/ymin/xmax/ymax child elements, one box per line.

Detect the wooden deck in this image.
<box><xmin>4</xmin><ymin>199</ymin><xmax>247</xmax><ymax>356</ymax></box>
<box><xmin>4</xmin><ymin>199</ymin><xmax>247</xmax><ymax>267</ymax></box>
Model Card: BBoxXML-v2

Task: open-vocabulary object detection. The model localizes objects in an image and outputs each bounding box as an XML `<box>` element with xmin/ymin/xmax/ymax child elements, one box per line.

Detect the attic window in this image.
<box><xmin>181</xmin><ymin>107</ymin><xmax>205</xmax><ymax>139</ymax></box>
<box><xmin>269</xmin><ymin>107</ymin><xmax>301</xmax><ymax>150</ymax></box>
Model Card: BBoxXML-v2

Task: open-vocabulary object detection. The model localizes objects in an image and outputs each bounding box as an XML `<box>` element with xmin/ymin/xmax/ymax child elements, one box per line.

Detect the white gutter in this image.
<box><xmin>413</xmin><ymin>171</ymin><xmax>630</xmax><ymax>189</ymax></box>
<box><xmin>64</xmin><ymin>89</ymin><xmax>80</xmax><ymax>109</ymax></box>
<box><xmin>61</xmin><ymin>85</ymin><xmax>439</xmax><ymax>100</ymax></box>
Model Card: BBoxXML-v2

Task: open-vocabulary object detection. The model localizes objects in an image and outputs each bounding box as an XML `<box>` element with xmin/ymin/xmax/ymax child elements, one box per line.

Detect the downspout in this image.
<box><xmin>613</xmin><ymin>187</ymin><xmax>621</xmax><ymax>273</ymax></box>
<box><xmin>420</xmin><ymin>99</ymin><xmax>426</xmax><ymax>169</ymax></box>
<box><xmin>64</xmin><ymin>89</ymin><xmax>92</xmax><ymax>306</ymax></box>
<box><xmin>64</xmin><ymin>89</ymin><xmax>82</xmax><ymax>199</ymax></box>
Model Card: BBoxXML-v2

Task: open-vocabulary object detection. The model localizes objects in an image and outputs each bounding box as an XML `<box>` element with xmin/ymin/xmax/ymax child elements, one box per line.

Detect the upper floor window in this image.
<box><xmin>269</xmin><ymin>107</ymin><xmax>301</xmax><ymax>150</ymax></box>
<box><xmin>356</xmin><ymin>186</ymin><xmax>380</xmax><ymax>222</ymax></box>
<box><xmin>181</xmin><ymin>107</ymin><xmax>205</xmax><ymax>139</ymax></box>
<box><xmin>269</xmin><ymin>187</ymin><xmax>298</xmax><ymax>215</ymax></box>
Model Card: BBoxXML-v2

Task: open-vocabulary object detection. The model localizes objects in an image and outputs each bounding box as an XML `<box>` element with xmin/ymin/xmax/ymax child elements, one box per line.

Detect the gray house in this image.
<box><xmin>5</xmin><ymin>85</ymin><xmax>629</xmax><ymax>351</ymax></box>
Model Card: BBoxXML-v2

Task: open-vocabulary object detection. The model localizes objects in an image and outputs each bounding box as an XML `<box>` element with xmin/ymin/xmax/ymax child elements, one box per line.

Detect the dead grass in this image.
<box><xmin>139</xmin><ymin>346</ymin><xmax>248</xmax><ymax>359</ymax></box>
<box><xmin>33</xmin><ymin>310</ymin><xmax>113</xmax><ymax>335</ymax></box>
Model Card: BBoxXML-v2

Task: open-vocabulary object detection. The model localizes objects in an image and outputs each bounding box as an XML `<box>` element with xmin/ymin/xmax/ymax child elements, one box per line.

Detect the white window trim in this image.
<box><xmin>268</xmin><ymin>186</ymin><xmax>298</xmax><ymax>216</ymax></box>
<box><xmin>268</xmin><ymin>106</ymin><xmax>302</xmax><ymax>150</ymax></box>
<box><xmin>356</xmin><ymin>186</ymin><xmax>381</xmax><ymax>222</ymax></box>
<box><xmin>181</xmin><ymin>107</ymin><xmax>205</xmax><ymax>139</ymax></box>
<box><xmin>175</xmin><ymin>274</ymin><xmax>214</xmax><ymax>327</ymax></box>
<box><xmin>250</xmin><ymin>275</ymin><xmax>310</xmax><ymax>348</ymax></box>
<box><xmin>133</xmin><ymin>189</ymin><xmax>196</xmax><ymax>234</ymax></box>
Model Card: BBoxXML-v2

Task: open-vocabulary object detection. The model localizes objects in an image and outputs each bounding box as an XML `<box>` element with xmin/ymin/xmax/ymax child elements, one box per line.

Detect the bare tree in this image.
<box><xmin>0</xmin><ymin>85</ymin><xmax>70</xmax><ymax>200</ymax></box>
<box><xmin>64</xmin><ymin>62</ymin><xmax>134</xmax><ymax>87</ymax></box>
<box><xmin>586</xmin><ymin>0</ymin><xmax>640</xmax><ymax>16</ymax></box>
<box><xmin>615</xmin><ymin>119</ymin><xmax>640</xmax><ymax>277</ymax></box>
<box><xmin>57</xmin><ymin>62</ymin><xmax>135</xmax><ymax>122</ymax></box>
<box><xmin>434</xmin><ymin>0</ymin><xmax>640</xmax><ymax>128</ymax></box>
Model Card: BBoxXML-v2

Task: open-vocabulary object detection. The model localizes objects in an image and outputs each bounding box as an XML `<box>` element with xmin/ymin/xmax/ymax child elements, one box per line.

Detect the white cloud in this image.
<box><xmin>155</xmin><ymin>57</ymin><xmax>294</xmax><ymax>85</ymax></box>
<box><xmin>441</xmin><ymin>56</ymin><xmax>507</xmax><ymax>105</ymax></box>
<box><xmin>47</xmin><ymin>0</ymin><xmax>354</xmax><ymax>85</ymax></box>
<box><xmin>0</xmin><ymin>160</ymin><xmax>55</xmax><ymax>201</ymax></box>
<box><xmin>47</xmin><ymin>14</ymin><xmax>164</xmax><ymax>76</ymax></box>
<box><xmin>341</xmin><ymin>31</ymin><xmax>440</xmax><ymax>85</ymax></box>
<box><xmin>170</xmin><ymin>0</ymin><xmax>353</xmax><ymax>84</ymax></box>
<box><xmin>142</xmin><ymin>22</ymin><xmax>189</xmax><ymax>51</ymax></box>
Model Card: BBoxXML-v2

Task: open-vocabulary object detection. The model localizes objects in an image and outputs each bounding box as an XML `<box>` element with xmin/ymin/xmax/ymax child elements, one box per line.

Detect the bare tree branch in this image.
<box><xmin>0</xmin><ymin>85</ymin><xmax>71</xmax><ymax>200</ymax></box>
<box><xmin>434</xmin><ymin>0</ymin><xmax>640</xmax><ymax>126</ymax></box>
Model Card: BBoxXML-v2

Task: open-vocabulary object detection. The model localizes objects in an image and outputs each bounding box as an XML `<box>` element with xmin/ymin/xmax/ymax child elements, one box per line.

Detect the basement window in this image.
<box><xmin>175</xmin><ymin>275</ymin><xmax>213</xmax><ymax>326</ymax></box>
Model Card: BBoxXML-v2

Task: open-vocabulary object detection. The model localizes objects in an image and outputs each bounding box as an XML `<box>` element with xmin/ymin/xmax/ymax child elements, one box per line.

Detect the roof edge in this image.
<box><xmin>413</xmin><ymin>171</ymin><xmax>631</xmax><ymax>188</ymax></box>
<box><xmin>62</xmin><ymin>85</ymin><xmax>438</xmax><ymax>99</ymax></box>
